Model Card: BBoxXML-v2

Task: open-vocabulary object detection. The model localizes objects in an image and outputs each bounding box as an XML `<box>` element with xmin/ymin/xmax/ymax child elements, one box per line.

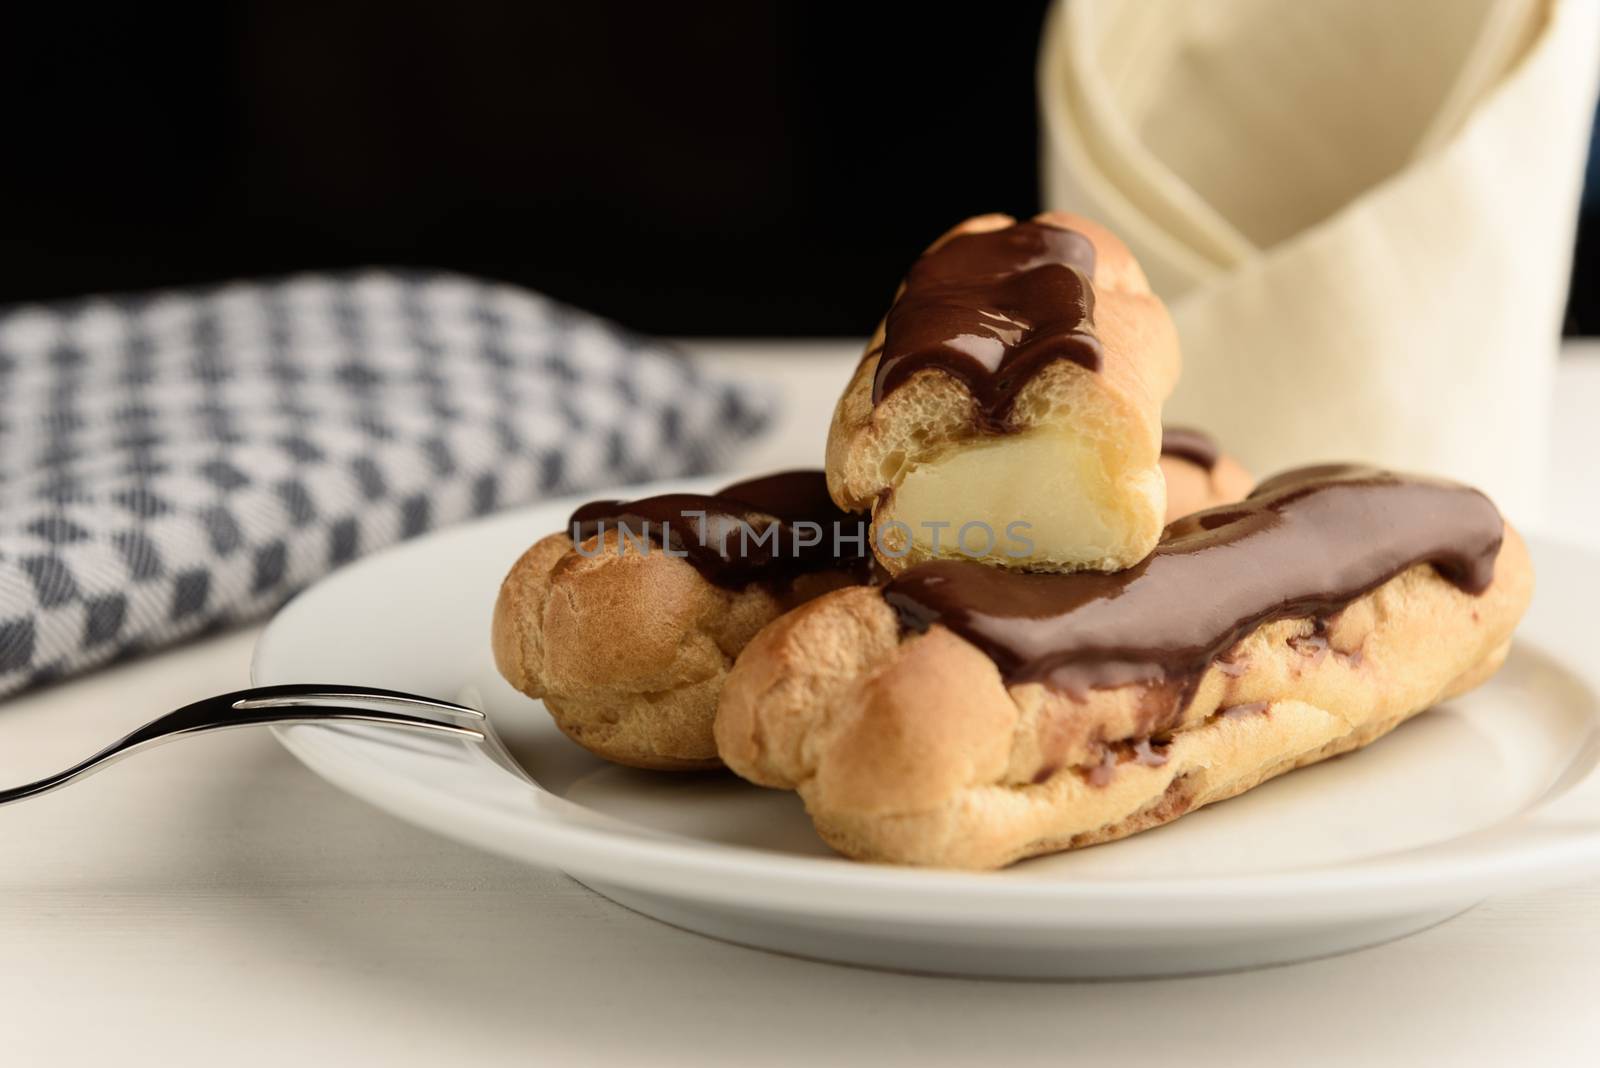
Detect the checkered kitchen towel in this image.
<box><xmin>0</xmin><ymin>271</ymin><xmax>772</xmax><ymax>698</ymax></box>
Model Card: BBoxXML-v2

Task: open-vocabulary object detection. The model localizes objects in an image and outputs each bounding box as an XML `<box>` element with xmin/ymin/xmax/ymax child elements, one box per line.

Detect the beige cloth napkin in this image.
<box><xmin>1040</xmin><ymin>0</ymin><xmax>1599</xmax><ymax>522</ymax></box>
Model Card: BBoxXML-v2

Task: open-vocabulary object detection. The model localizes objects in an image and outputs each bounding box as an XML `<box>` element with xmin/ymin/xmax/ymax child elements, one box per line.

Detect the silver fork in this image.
<box><xmin>0</xmin><ymin>684</ymin><xmax>486</xmax><ymax>806</ymax></box>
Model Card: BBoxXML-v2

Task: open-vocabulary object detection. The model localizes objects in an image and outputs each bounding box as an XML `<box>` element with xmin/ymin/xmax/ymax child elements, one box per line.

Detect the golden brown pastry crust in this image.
<box><xmin>714</xmin><ymin>527</ymin><xmax>1533</xmax><ymax>869</ymax></box>
<box><xmin>825</xmin><ymin>212</ymin><xmax>1182</xmax><ymax>574</ymax></box>
<box><xmin>492</xmin><ymin>528</ymin><xmax>856</xmax><ymax>770</ymax></box>
<box><xmin>1161</xmin><ymin>451</ymin><xmax>1253</xmax><ymax>520</ymax></box>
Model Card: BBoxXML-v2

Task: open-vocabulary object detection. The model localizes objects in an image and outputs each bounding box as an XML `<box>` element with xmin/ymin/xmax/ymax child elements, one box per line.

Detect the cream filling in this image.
<box><xmin>880</xmin><ymin>430</ymin><xmax>1144</xmax><ymax>570</ymax></box>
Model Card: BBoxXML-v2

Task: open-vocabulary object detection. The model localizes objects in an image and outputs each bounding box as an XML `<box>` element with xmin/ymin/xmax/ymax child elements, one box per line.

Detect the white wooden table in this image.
<box><xmin>2</xmin><ymin>340</ymin><xmax>1598</xmax><ymax>1067</ymax></box>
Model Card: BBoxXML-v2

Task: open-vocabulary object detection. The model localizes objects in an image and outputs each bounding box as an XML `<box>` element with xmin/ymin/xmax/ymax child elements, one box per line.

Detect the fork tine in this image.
<box><xmin>232</xmin><ymin>686</ymin><xmax>487</xmax><ymax>719</ymax></box>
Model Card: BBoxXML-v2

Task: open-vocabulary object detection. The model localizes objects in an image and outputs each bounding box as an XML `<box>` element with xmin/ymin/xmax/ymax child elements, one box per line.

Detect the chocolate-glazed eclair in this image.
<box><xmin>493</xmin><ymin>471</ymin><xmax>869</xmax><ymax>770</ymax></box>
<box><xmin>716</xmin><ymin>466</ymin><xmax>1533</xmax><ymax>869</ymax></box>
<box><xmin>826</xmin><ymin>211</ymin><xmax>1180</xmax><ymax>575</ymax></box>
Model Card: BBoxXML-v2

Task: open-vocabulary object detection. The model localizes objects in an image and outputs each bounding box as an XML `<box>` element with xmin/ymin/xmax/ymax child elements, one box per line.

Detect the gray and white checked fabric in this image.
<box><xmin>0</xmin><ymin>271</ymin><xmax>772</xmax><ymax>699</ymax></box>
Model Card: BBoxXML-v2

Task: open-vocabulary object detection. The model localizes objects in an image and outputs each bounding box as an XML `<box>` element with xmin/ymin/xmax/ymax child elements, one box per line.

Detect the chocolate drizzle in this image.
<box><xmin>569</xmin><ymin>470</ymin><xmax>869</xmax><ymax>590</ymax></box>
<box><xmin>1085</xmin><ymin>738</ymin><xmax>1171</xmax><ymax>787</ymax></box>
<box><xmin>871</xmin><ymin>219</ymin><xmax>1102</xmax><ymax>432</ymax></box>
<box><xmin>883</xmin><ymin>465</ymin><xmax>1503</xmax><ymax>714</ymax></box>
<box><xmin>1160</xmin><ymin>426</ymin><xmax>1221</xmax><ymax>470</ymax></box>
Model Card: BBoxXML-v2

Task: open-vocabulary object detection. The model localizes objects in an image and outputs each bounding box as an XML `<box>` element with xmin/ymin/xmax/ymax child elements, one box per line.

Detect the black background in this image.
<box><xmin>2</xmin><ymin>2</ymin><xmax>1596</xmax><ymax>336</ymax></box>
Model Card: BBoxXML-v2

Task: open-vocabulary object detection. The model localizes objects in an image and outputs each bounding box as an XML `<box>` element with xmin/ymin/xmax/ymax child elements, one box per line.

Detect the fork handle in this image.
<box><xmin>0</xmin><ymin>684</ymin><xmax>486</xmax><ymax>807</ymax></box>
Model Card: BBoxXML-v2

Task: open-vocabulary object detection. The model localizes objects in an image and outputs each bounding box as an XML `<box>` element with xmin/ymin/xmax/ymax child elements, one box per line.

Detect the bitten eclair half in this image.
<box><xmin>826</xmin><ymin>211</ymin><xmax>1181</xmax><ymax>575</ymax></box>
<box><xmin>492</xmin><ymin>470</ymin><xmax>869</xmax><ymax>770</ymax></box>
<box><xmin>715</xmin><ymin>466</ymin><xmax>1534</xmax><ymax>869</ymax></box>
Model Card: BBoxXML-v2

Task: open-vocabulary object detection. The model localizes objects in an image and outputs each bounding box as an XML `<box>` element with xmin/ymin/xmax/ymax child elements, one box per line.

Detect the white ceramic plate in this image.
<box><xmin>253</xmin><ymin>477</ymin><xmax>1600</xmax><ymax>978</ymax></box>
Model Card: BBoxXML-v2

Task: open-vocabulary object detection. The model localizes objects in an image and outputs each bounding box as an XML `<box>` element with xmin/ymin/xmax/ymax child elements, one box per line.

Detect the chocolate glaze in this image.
<box><xmin>1215</xmin><ymin>655</ymin><xmax>1249</xmax><ymax>678</ymax></box>
<box><xmin>883</xmin><ymin>465</ymin><xmax>1503</xmax><ymax>718</ymax></box>
<box><xmin>871</xmin><ymin>219</ymin><xmax>1102</xmax><ymax>432</ymax></box>
<box><xmin>1287</xmin><ymin>616</ymin><xmax>1366</xmax><ymax>666</ymax></box>
<box><xmin>569</xmin><ymin>470</ymin><xmax>869</xmax><ymax>590</ymax></box>
<box><xmin>1161</xmin><ymin>426</ymin><xmax>1221</xmax><ymax>470</ymax></box>
<box><xmin>1286</xmin><ymin>628</ymin><xmax>1329</xmax><ymax>660</ymax></box>
<box><xmin>1085</xmin><ymin>738</ymin><xmax>1171</xmax><ymax>787</ymax></box>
